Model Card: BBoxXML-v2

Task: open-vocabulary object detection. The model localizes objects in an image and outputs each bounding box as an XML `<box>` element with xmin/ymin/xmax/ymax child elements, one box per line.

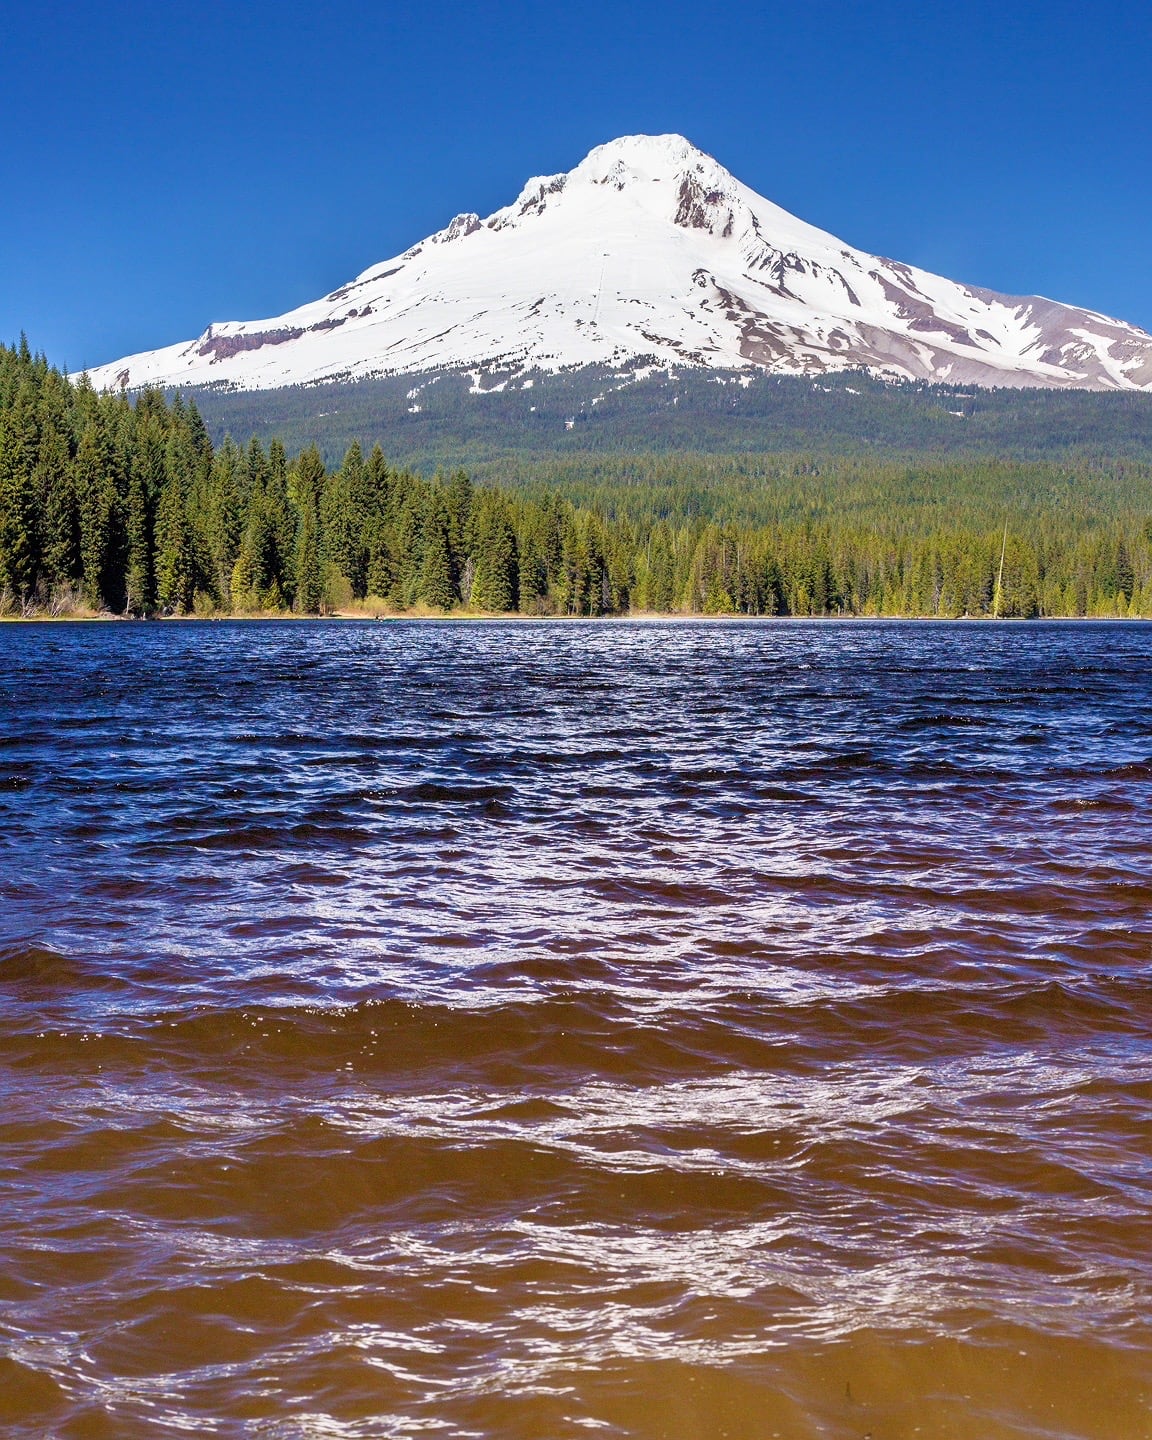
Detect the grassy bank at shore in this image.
<box><xmin>3</xmin><ymin>603</ymin><xmax>1146</xmax><ymax>624</ymax></box>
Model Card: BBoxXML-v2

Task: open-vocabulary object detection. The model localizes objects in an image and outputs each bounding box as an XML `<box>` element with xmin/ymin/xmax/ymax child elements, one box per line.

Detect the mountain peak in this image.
<box><xmin>575</xmin><ymin>132</ymin><xmax>715</xmax><ymax>178</ymax></box>
<box><xmin>86</xmin><ymin>136</ymin><xmax>1152</xmax><ymax>394</ymax></box>
<box><xmin>573</xmin><ymin>134</ymin><xmax>744</xmax><ymax>210</ymax></box>
<box><xmin>487</xmin><ymin>135</ymin><xmax>729</xmax><ymax>236</ymax></box>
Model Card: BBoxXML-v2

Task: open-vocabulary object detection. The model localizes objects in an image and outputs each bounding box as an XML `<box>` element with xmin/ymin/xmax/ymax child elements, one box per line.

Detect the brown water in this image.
<box><xmin>2</xmin><ymin>619</ymin><xmax>1151</xmax><ymax>1439</ymax></box>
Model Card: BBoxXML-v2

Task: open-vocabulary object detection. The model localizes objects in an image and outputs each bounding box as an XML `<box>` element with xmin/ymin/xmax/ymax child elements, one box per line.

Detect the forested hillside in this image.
<box><xmin>188</xmin><ymin>366</ymin><xmax>1152</xmax><ymax>470</ymax></box>
<box><xmin>2</xmin><ymin>338</ymin><xmax>1151</xmax><ymax>619</ymax></box>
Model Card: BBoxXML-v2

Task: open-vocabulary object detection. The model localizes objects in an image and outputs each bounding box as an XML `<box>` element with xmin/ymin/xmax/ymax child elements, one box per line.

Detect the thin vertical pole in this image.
<box><xmin>993</xmin><ymin>521</ymin><xmax>1008</xmax><ymax>619</ymax></box>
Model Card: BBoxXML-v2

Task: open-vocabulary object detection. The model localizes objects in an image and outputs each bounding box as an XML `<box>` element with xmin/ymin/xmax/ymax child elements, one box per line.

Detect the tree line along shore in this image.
<box><xmin>2</xmin><ymin>338</ymin><xmax>1151</xmax><ymax>620</ymax></box>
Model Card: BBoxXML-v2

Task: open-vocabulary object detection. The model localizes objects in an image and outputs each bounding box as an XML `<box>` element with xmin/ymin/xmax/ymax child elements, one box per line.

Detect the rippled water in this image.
<box><xmin>2</xmin><ymin>619</ymin><xmax>1151</xmax><ymax>1439</ymax></box>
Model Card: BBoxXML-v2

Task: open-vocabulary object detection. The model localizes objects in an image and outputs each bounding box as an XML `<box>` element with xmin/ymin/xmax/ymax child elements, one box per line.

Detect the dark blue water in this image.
<box><xmin>2</xmin><ymin>619</ymin><xmax>1151</xmax><ymax>1439</ymax></box>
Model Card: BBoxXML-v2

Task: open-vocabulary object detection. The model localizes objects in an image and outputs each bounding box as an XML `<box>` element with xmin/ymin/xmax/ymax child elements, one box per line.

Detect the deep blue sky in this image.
<box><xmin>4</xmin><ymin>1</ymin><xmax>1150</xmax><ymax>372</ymax></box>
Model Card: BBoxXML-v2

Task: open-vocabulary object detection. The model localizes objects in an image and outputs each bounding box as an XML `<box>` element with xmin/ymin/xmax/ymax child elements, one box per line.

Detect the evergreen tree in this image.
<box><xmin>516</xmin><ymin>525</ymin><xmax>549</xmax><ymax>613</ymax></box>
<box><xmin>443</xmin><ymin>469</ymin><xmax>473</xmax><ymax>594</ymax></box>
<box><xmin>294</xmin><ymin>505</ymin><xmax>323</xmax><ymax>613</ymax></box>
<box><xmin>1116</xmin><ymin>537</ymin><xmax>1135</xmax><ymax>605</ymax></box>
<box><xmin>154</xmin><ymin>480</ymin><xmax>196</xmax><ymax>613</ymax></box>
<box><xmin>264</xmin><ymin>439</ymin><xmax>296</xmax><ymax>603</ymax></box>
<box><xmin>0</xmin><ymin>385</ymin><xmax>40</xmax><ymax>603</ymax></box>
<box><xmin>365</xmin><ymin>524</ymin><xmax>393</xmax><ymax>601</ymax></box>
<box><xmin>293</xmin><ymin>444</ymin><xmax>326</xmax><ymax>514</ymax></box>
<box><xmin>204</xmin><ymin>436</ymin><xmax>242</xmax><ymax>602</ymax></box>
<box><xmin>320</xmin><ymin>443</ymin><xmax>363</xmax><ymax>592</ymax></box>
<box><xmin>75</xmin><ymin>419</ymin><xmax>121</xmax><ymax>609</ymax></box>
<box><xmin>418</xmin><ymin>494</ymin><xmax>455</xmax><ymax>609</ymax></box>
<box><xmin>468</xmin><ymin>495</ymin><xmax>518</xmax><ymax>612</ymax></box>
<box><xmin>124</xmin><ymin>464</ymin><xmax>153</xmax><ymax>615</ymax></box>
<box><xmin>39</xmin><ymin>425</ymin><xmax>79</xmax><ymax>593</ymax></box>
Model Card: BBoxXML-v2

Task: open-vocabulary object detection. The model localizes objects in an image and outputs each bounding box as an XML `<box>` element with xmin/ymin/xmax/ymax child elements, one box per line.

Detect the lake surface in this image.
<box><xmin>2</xmin><ymin>619</ymin><xmax>1151</xmax><ymax>1439</ymax></box>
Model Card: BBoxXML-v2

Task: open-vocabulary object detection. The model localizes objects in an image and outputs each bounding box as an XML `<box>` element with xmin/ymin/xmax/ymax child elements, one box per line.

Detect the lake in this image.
<box><xmin>2</xmin><ymin>619</ymin><xmax>1150</xmax><ymax>1438</ymax></box>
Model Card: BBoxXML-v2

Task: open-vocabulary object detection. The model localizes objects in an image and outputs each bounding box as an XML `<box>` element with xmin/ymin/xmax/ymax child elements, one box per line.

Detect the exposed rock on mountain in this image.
<box><xmin>88</xmin><ymin>134</ymin><xmax>1152</xmax><ymax>393</ymax></box>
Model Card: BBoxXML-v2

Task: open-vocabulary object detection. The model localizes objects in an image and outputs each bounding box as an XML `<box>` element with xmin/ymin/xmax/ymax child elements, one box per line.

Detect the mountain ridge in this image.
<box><xmin>87</xmin><ymin>134</ymin><xmax>1152</xmax><ymax>394</ymax></box>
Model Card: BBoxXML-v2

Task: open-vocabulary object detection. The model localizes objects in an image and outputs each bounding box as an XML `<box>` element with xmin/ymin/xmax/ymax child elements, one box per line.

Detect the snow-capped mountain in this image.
<box><xmin>88</xmin><ymin>134</ymin><xmax>1152</xmax><ymax>393</ymax></box>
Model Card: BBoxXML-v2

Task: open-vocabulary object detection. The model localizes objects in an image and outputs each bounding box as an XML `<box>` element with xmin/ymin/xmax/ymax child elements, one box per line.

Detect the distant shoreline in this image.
<box><xmin>1</xmin><ymin>610</ymin><xmax>1145</xmax><ymax>625</ymax></box>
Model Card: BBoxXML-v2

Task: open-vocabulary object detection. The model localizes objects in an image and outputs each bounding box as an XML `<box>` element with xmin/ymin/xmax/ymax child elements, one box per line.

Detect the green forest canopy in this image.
<box><xmin>1</xmin><ymin>337</ymin><xmax>1150</xmax><ymax>619</ymax></box>
<box><xmin>188</xmin><ymin>363</ymin><xmax>1152</xmax><ymax>469</ymax></box>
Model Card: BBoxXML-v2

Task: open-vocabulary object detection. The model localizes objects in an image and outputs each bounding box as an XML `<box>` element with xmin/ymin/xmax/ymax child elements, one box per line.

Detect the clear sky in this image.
<box><xmin>4</xmin><ymin>0</ymin><xmax>1150</xmax><ymax>372</ymax></box>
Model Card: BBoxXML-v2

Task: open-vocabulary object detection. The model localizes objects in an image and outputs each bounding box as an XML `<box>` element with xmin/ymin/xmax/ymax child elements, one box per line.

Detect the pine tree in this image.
<box><xmin>185</xmin><ymin>399</ymin><xmax>214</xmax><ymax>477</ymax></box>
<box><xmin>295</xmin><ymin>506</ymin><xmax>323</xmax><ymax>613</ymax></box>
<box><xmin>559</xmin><ymin>516</ymin><xmax>590</xmax><ymax>615</ymax></box>
<box><xmin>31</xmin><ymin>373</ymin><xmax>75</xmax><ymax>594</ymax></box>
<box><xmin>641</xmin><ymin>525</ymin><xmax>676</xmax><ymax>612</ymax></box>
<box><xmin>364</xmin><ymin>514</ymin><xmax>393</xmax><ymax>601</ymax></box>
<box><xmin>443</xmin><ymin>469</ymin><xmax>473</xmax><ymax>593</ymax></box>
<box><xmin>517</xmin><ymin>528</ymin><xmax>548</xmax><ymax>613</ymax></box>
<box><xmin>390</xmin><ymin>495</ymin><xmax>423</xmax><ymax>605</ymax></box>
<box><xmin>320</xmin><ymin>444</ymin><xmax>360</xmax><ymax>592</ymax></box>
<box><xmin>418</xmin><ymin>495</ymin><xmax>455</xmax><ymax>609</ymax></box>
<box><xmin>264</xmin><ymin>440</ymin><xmax>296</xmax><ymax>604</ymax></box>
<box><xmin>154</xmin><ymin>479</ymin><xmax>197</xmax><ymax>614</ymax></box>
<box><xmin>1116</xmin><ymin>538</ymin><xmax>1134</xmax><ymax>605</ymax></box>
<box><xmin>293</xmin><ymin>444</ymin><xmax>326</xmax><ymax>514</ymax></box>
<box><xmin>230</xmin><ymin>533</ymin><xmax>256</xmax><ymax>612</ymax></box>
<box><xmin>0</xmin><ymin>385</ymin><xmax>40</xmax><ymax>604</ymax></box>
<box><xmin>75</xmin><ymin>419</ymin><xmax>120</xmax><ymax>610</ymax></box>
<box><xmin>39</xmin><ymin>427</ymin><xmax>78</xmax><ymax>592</ymax></box>
<box><xmin>204</xmin><ymin>437</ymin><xmax>242</xmax><ymax>602</ymax></box>
<box><xmin>365</xmin><ymin>444</ymin><xmax>390</xmax><ymax>511</ymax></box>
<box><xmin>468</xmin><ymin>497</ymin><xmax>519</xmax><ymax>612</ymax></box>
<box><xmin>337</xmin><ymin>441</ymin><xmax>369</xmax><ymax>593</ymax></box>
<box><xmin>124</xmin><ymin>465</ymin><xmax>152</xmax><ymax>615</ymax></box>
<box><xmin>243</xmin><ymin>435</ymin><xmax>269</xmax><ymax>498</ymax></box>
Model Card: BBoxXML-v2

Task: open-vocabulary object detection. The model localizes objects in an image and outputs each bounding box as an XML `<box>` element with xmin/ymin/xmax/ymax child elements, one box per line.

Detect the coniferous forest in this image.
<box><xmin>3</xmin><ymin>337</ymin><xmax>1152</xmax><ymax>619</ymax></box>
<box><xmin>189</xmin><ymin>361</ymin><xmax>1152</xmax><ymax>467</ymax></box>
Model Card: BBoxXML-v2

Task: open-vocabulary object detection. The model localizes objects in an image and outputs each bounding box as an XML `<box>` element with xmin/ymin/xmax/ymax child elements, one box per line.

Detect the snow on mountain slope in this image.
<box><xmin>87</xmin><ymin>134</ymin><xmax>1152</xmax><ymax>393</ymax></box>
